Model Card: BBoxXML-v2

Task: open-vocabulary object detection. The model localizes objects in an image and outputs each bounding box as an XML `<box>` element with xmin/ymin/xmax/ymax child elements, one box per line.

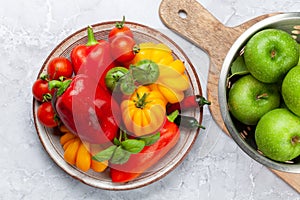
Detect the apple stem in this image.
<box><xmin>291</xmin><ymin>136</ymin><xmax>300</xmax><ymax>145</ymax></box>
<box><xmin>256</xmin><ymin>93</ymin><xmax>268</xmax><ymax>100</ymax></box>
<box><xmin>271</xmin><ymin>49</ymin><xmax>277</xmax><ymax>59</ymax></box>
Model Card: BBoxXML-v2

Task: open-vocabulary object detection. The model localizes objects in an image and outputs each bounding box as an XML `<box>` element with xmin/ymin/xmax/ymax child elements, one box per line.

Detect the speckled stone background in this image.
<box><xmin>1</xmin><ymin>0</ymin><xmax>300</xmax><ymax>199</ymax></box>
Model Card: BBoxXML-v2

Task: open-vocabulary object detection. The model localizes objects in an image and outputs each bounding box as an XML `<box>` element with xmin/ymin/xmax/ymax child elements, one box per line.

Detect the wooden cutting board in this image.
<box><xmin>159</xmin><ymin>0</ymin><xmax>300</xmax><ymax>193</ymax></box>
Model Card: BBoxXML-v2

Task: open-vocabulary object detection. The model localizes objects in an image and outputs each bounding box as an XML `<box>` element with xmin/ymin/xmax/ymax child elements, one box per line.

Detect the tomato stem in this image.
<box><xmin>134</xmin><ymin>92</ymin><xmax>150</xmax><ymax>109</ymax></box>
<box><xmin>39</xmin><ymin>73</ymin><xmax>49</xmax><ymax>81</ymax></box>
<box><xmin>42</xmin><ymin>93</ymin><xmax>52</xmax><ymax>102</ymax></box>
<box><xmin>133</xmin><ymin>44</ymin><xmax>140</xmax><ymax>54</ymax></box>
<box><xmin>115</xmin><ymin>16</ymin><xmax>126</xmax><ymax>29</ymax></box>
<box><xmin>86</xmin><ymin>26</ymin><xmax>99</xmax><ymax>46</ymax></box>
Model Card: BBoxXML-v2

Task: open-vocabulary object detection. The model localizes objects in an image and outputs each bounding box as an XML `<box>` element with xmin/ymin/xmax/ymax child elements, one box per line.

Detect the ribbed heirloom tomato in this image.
<box><xmin>121</xmin><ymin>86</ymin><xmax>166</xmax><ymax>136</ymax></box>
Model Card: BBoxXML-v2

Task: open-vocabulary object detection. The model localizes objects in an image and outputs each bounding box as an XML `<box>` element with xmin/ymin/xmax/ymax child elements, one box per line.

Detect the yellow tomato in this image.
<box><xmin>128</xmin><ymin>42</ymin><xmax>190</xmax><ymax>104</ymax></box>
<box><xmin>167</xmin><ymin>59</ymin><xmax>186</xmax><ymax>75</ymax></box>
<box><xmin>64</xmin><ymin>138</ymin><xmax>81</xmax><ymax>165</ymax></box>
<box><xmin>148</xmin><ymin>84</ymin><xmax>168</xmax><ymax>105</ymax></box>
<box><xmin>60</xmin><ymin>131</ymin><xmax>108</xmax><ymax>173</ymax></box>
<box><xmin>157</xmin><ymin>84</ymin><xmax>184</xmax><ymax>104</ymax></box>
<box><xmin>75</xmin><ymin>142</ymin><xmax>91</xmax><ymax>172</ymax></box>
<box><xmin>129</xmin><ymin>43</ymin><xmax>173</xmax><ymax>65</ymax></box>
<box><xmin>121</xmin><ymin>86</ymin><xmax>166</xmax><ymax>136</ymax></box>
<box><xmin>89</xmin><ymin>144</ymin><xmax>108</xmax><ymax>172</ymax></box>
<box><xmin>158</xmin><ymin>73</ymin><xmax>190</xmax><ymax>91</ymax></box>
<box><xmin>129</xmin><ymin>43</ymin><xmax>156</xmax><ymax>65</ymax></box>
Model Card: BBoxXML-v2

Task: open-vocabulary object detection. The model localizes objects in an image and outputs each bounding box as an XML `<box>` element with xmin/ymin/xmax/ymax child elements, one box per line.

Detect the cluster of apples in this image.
<box><xmin>228</xmin><ymin>28</ymin><xmax>300</xmax><ymax>162</ymax></box>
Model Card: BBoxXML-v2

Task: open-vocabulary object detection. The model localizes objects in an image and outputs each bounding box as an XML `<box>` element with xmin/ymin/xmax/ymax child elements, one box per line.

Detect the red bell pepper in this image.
<box><xmin>109</xmin><ymin>117</ymin><xmax>180</xmax><ymax>183</ymax></box>
<box><xmin>50</xmin><ymin>74</ymin><xmax>120</xmax><ymax>144</ymax></box>
<box><xmin>70</xmin><ymin>26</ymin><xmax>115</xmax><ymax>89</ymax></box>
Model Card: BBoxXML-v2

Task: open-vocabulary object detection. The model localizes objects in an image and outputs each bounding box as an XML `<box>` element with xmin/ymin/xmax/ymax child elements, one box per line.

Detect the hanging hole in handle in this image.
<box><xmin>178</xmin><ymin>9</ymin><xmax>187</xmax><ymax>19</ymax></box>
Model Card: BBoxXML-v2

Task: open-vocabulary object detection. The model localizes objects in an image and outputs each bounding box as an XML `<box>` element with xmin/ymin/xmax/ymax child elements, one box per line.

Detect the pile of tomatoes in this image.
<box><xmin>32</xmin><ymin>57</ymin><xmax>73</xmax><ymax>127</ymax></box>
<box><xmin>32</xmin><ymin>17</ymin><xmax>139</xmax><ymax>128</ymax></box>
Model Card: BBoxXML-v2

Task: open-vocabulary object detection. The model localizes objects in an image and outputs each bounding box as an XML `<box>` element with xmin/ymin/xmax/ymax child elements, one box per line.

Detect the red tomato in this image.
<box><xmin>108</xmin><ymin>16</ymin><xmax>134</xmax><ymax>42</ymax></box>
<box><xmin>47</xmin><ymin>57</ymin><xmax>73</xmax><ymax>80</ymax></box>
<box><xmin>110</xmin><ymin>35</ymin><xmax>138</xmax><ymax>63</ymax></box>
<box><xmin>37</xmin><ymin>102</ymin><xmax>59</xmax><ymax>128</ymax></box>
<box><xmin>32</xmin><ymin>77</ymin><xmax>54</xmax><ymax>102</ymax></box>
<box><xmin>70</xmin><ymin>45</ymin><xmax>88</xmax><ymax>74</ymax></box>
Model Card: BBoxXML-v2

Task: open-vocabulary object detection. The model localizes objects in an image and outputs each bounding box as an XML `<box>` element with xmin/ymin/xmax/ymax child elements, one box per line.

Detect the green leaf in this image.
<box><xmin>113</xmin><ymin>137</ymin><xmax>121</xmax><ymax>146</ymax></box>
<box><xmin>121</xmin><ymin>139</ymin><xmax>145</xmax><ymax>154</ymax></box>
<box><xmin>92</xmin><ymin>145</ymin><xmax>117</xmax><ymax>162</ymax></box>
<box><xmin>229</xmin><ymin>56</ymin><xmax>249</xmax><ymax>79</ymax></box>
<box><xmin>138</xmin><ymin>132</ymin><xmax>160</xmax><ymax>146</ymax></box>
<box><xmin>110</xmin><ymin>146</ymin><xmax>131</xmax><ymax>164</ymax></box>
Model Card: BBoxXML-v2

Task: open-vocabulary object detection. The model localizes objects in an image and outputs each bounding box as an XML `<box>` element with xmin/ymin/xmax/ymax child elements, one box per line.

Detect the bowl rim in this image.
<box><xmin>219</xmin><ymin>12</ymin><xmax>300</xmax><ymax>173</ymax></box>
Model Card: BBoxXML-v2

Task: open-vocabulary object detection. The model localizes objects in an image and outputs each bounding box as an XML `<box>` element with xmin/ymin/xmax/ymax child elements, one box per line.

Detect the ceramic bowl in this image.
<box><xmin>33</xmin><ymin>21</ymin><xmax>205</xmax><ymax>190</ymax></box>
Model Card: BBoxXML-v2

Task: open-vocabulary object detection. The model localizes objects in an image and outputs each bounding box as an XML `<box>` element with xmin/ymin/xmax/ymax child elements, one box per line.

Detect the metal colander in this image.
<box><xmin>219</xmin><ymin>12</ymin><xmax>300</xmax><ymax>173</ymax></box>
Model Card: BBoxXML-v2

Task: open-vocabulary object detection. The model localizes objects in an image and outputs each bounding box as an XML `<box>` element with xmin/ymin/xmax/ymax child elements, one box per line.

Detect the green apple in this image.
<box><xmin>282</xmin><ymin>65</ymin><xmax>300</xmax><ymax>116</ymax></box>
<box><xmin>298</xmin><ymin>43</ymin><xmax>300</xmax><ymax>65</ymax></box>
<box><xmin>228</xmin><ymin>74</ymin><xmax>280</xmax><ymax>125</ymax></box>
<box><xmin>255</xmin><ymin>108</ymin><xmax>300</xmax><ymax>162</ymax></box>
<box><xmin>244</xmin><ymin>29</ymin><xmax>299</xmax><ymax>83</ymax></box>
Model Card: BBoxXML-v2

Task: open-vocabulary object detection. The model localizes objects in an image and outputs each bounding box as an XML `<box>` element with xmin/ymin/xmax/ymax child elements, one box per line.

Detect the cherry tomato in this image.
<box><xmin>32</xmin><ymin>76</ymin><xmax>55</xmax><ymax>102</ymax></box>
<box><xmin>110</xmin><ymin>35</ymin><xmax>138</xmax><ymax>63</ymax></box>
<box><xmin>37</xmin><ymin>102</ymin><xmax>59</xmax><ymax>128</ymax></box>
<box><xmin>108</xmin><ymin>16</ymin><xmax>133</xmax><ymax>42</ymax></box>
<box><xmin>47</xmin><ymin>57</ymin><xmax>73</xmax><ymax>80</ymax></box>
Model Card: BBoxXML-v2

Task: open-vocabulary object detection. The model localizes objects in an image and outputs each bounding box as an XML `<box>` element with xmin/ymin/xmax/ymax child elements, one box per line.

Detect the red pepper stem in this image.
<box><xmin>48</xmin><ymin>80</ymin><xmax>62</xmax><ymax>90</ymax></box>
<box><xmin>48</xmin><ymin>79</ymin><xmax>71</xmax><ymax>96</ymax></box>
<box><xmin>86</xmin><ymin>26</ymin><xmax>99</xmax><ymax>46</ymax></box>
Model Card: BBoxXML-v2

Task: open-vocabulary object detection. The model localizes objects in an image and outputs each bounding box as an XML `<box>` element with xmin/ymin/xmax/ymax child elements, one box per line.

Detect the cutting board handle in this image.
<box><xmin>159</xmin><ymin>0</ymin><xmax>275</xmax><ymax>65</ymax></box>
<box><xmin>159</xmin><ymin>0</ymin><xmax>239</xmax><ymax>60</ymax></box>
